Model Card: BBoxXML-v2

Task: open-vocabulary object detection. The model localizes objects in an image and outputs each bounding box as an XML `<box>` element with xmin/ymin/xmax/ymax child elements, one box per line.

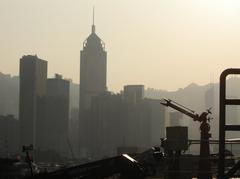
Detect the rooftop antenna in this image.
<box><xmin>92</xmin><ymin>6</ymin><xmax>95</xmax><ymax>33</ymax></box>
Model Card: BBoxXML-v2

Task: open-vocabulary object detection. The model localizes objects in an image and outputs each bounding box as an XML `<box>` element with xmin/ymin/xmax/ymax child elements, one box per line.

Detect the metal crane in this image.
<box><xmin>160</xmin><ymin>98</ymin><xmax>212</xmax><ymax>179</ymax></box>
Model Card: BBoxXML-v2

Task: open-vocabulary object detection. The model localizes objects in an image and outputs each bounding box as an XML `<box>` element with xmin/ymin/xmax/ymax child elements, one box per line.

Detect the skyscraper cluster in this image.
<box><xmin>19</xmin><ymin>55</ymin><xmax>70</xmax><ymax>161</ymax></box>
<box><xmin>17</xmin><ymin>12</ymin><xmax>166</xmax><ymax>161</ymax></box>
<box><xmin>78</xmin><ymin>15</ymin><xmax>166</xmax><ymax>159</ymax></box>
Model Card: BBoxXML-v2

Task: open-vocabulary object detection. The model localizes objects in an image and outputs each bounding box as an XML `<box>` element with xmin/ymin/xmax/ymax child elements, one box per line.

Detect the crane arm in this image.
<box><xmin>160</xmin><ymin>98</ymin><xmax>199</xmax><ymax>121</ymax></box>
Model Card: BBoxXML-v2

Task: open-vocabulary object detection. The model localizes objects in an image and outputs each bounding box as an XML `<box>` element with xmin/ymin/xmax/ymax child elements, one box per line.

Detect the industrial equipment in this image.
<box><xmin>160</xmin><ymin>98</ymin><xmax>212</xmax><ymax>179</ymax></box>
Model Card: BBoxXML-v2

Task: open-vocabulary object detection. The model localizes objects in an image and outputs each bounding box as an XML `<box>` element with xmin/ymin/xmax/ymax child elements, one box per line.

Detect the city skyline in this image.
<box><xmin>1</xmin><ymin>0</ymin><xmax>240</xmax><ymax>92</ymax></box>
<box><xmin>1</xmin><ymin>1</ymin><xmax>240</xmax><ymax>176</ymax></box>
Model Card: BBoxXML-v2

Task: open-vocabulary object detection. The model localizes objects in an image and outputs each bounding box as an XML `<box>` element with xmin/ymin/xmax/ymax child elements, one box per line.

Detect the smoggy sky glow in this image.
<box><xmin>1</xmin><ymin>0</ymin><xmax>240</xmax><ymax>92</ymax></box>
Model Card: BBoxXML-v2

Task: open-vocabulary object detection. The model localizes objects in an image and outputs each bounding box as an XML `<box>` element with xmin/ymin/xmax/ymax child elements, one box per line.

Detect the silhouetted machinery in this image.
<box><xmin>160</xmin><ymin>98</ymin><xmax>212</xmax><ymax>179</ymax></box>
<box><xmin>23</xmin><ymin>154</ymin><xmax>147</xmax><ymax>179</ymax></box>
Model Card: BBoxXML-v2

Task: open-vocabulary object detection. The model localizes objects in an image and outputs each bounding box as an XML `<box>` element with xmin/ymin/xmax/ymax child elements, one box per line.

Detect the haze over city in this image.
<box><xmin>2</xmin><ymin>1</ymin><xmax>240</xmax><ymax>178</ymax></box>
<box><xmin>1</xmin><ymin>0</ymin><xmax>240</xmax><ymax>91</ymax></box>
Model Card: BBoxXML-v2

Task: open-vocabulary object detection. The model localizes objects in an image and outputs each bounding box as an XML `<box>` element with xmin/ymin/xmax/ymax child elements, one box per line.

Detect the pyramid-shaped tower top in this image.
<box><xmin>83</xmin><ymin>7</ymin><xmax>105</xmax><ymax>50</ymax></box>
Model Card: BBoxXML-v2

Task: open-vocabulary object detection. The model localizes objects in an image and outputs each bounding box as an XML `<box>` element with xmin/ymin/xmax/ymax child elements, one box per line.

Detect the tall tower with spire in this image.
<box><xmin>79</xmin><ymin>9</ymin><xmax>107</xmax><ymax>157</ymax></box>
<box><xmin>79</xmin><ymin>8</ymin><xmax>107</xmax><ymax>111</ymax></box>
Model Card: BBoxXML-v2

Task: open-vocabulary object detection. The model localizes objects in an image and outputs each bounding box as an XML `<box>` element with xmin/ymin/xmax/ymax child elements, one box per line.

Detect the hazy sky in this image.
<box><xmin>1</xmin><ymin>0</ymin><xmax>240</xmax><ymax>92</ymax></box>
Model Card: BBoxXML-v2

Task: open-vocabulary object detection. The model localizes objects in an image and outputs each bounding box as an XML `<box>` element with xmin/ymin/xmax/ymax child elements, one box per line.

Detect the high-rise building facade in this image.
<box><xmin>44</xmin><ymin>74</ymin><xmax>70</xmax><ymax>159</ymax></box>
<box><xmin>79</xmin><ymin>17</ymin><xmax>107</xmax><ymax>111</ymax></box>
<box><xmin>19</xmin><ymin>55</ymin><xmax>47</xmax><ymax>149</ymax></box>
<box><xmin>169</xmin><ymin>111</ymin><xmax>183</xmax><ymax>126</ymax></box>
<box><xmin>123</xmin><ymin>85</ymin><xmax>144</xmax><ymax>104</ymax></box>
<box><xmin>85</xmin><ymin>86</ymin><xmax>166</xmax><ymax>159</ymax></box>
<box><xmin>0</xmin><ymin>73</ymin><xmax>19</xmax><ymax>117</ymax></box>
<box><xmin>79</xmin><ymin>13</ymin><xmax>107</xmax><ymax>157</ymax></box>
<box><xmin>145</xmin><ymin>99</ymin><xmax>166</xmax><ymax>146</ymax></box>
<box><xmin>0</xmin><ymin>115</ymin><xmax>19</xmax><ymax>155</ymax></box>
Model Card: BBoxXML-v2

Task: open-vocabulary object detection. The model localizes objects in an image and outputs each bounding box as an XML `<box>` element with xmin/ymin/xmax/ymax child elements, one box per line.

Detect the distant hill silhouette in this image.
<box><xmin>145</xmin><ymin>82</ymin><xmax>208</xmax><ymax>113</ymax></box>
<box><xmin>145</xmin><ymin>77</ymin><xmax>240</xmax><ymax>141</ymax></box>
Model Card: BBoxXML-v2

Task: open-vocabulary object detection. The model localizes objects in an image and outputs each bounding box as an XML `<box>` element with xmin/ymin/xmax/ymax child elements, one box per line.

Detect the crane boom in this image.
<box><xmin>160</xmin><ymin>98</ymin><xmax>200</xmax><ymax>121</ymax></box>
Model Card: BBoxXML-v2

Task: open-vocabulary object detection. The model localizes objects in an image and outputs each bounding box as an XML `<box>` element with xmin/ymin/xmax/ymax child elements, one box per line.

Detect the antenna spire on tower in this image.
<box><xmin>93</xmin><ymin>6</ymin><xmax>95</xmax><ymax>25</ymax></box>
<box><xmin>92</xmin><ymin>6</ymin><xmax>95</xmax><ymax>33</ymax></box>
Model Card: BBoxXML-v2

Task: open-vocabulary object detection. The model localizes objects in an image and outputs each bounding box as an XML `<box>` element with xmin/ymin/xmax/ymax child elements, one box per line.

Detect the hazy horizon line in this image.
<box><xmin>0</xmin><ymin>70</ymin><xmax>226</xmax><ymax>93</ymax></box>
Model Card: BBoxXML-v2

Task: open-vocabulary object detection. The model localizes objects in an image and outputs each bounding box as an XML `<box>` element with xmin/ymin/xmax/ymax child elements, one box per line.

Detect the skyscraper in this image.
<box><xmin>123</xmin><ymin>85</ymin><xmax>144</xmax><ymax>104</ymax></box>
<box><xmin>79</xmin><ymin>10</ymin><xmax>107</xmax><ymax>111</ymax></box>
<box><xmin>79</xmin><ymin>10</ymin><xmax>107</xmax><ymax>157</ymax></box>
<box><xmin>44</xmin><ymin>74</ymin><xmax>70</xmax><ymax>159</ymax></box>
<box><xmin>19</xmin><ymin>55</ymin><xmax>47</xmax><ymax>149</ymax></box>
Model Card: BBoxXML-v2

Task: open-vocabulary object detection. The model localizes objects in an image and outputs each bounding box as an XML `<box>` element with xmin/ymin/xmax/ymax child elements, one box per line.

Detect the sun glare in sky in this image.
<box><xmin>1</xmin><ymin>0</ymin><xmax>240</xmax><ymax>91</ymax></box>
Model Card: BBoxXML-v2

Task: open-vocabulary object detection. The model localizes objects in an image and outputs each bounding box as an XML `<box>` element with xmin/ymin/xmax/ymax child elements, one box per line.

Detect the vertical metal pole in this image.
<box><xmin>219</xmin><ymin>71</ymin><xmax>226</xmax><ymax>179</ymax></box>
<box><xmin>26</xmin><ymin>151</ymin><xmax>33</xmax><ymax>176</ymax></box>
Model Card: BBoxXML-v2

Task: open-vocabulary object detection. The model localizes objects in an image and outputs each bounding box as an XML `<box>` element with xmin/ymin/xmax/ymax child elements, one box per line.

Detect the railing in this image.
<box><xmin>219</xmin><ymin>68</ymin><xmax>240</xmax><ymax>179</ymax></box>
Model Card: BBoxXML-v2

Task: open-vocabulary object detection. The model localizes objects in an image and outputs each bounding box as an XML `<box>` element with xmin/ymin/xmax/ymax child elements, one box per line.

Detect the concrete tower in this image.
<box><xmin>45</xmin><ymin>74</ymin><xmax>70</xmax><ymax>159</ymax></box>
<box><xmin>79</xmin><ymin>9</ymin><xmax>107</xmax><ymax>157</ymax></box>
<box><xmin>79</xmin><ymin>9</ymin><xmax>107</xmax><ymax>111</ymax></box>
<box><xmin>19</xmin><ymin>55</ymin><xmax>47</xmax><ymax>149</ymax></box>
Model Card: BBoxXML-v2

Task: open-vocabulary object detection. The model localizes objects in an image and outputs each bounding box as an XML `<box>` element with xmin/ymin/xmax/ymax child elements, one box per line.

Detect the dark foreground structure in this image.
<box><xmin>23</xmin><ymin>154</ymin><xmax>146</xmax><ymax>179</ymax></box>
<box><xmin>4</xmin><ymin>68</ymin><xmax>240</xmax><ymax>179</ymax></box>
<box><xmin>219</xmin><ymin>68</ymin><xmax>240</xmax><ymax>179</ymax></box>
